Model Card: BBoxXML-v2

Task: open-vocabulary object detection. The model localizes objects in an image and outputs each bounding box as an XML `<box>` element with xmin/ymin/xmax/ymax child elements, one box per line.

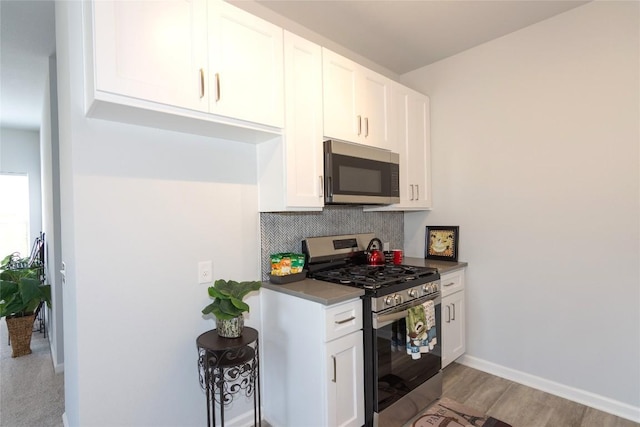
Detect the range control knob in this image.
<box><xmin>407</xmin><ymin>289</ymin><xmax>418</xmax><ymax>298</ymax></box>
<box><xmin>394</xmin><ymin>294</ymin><xmax>402</xmax><ymax>304</ymax></box>
<box><xmin>422</xmin><ymin>284</ymin><xmax>431</xmax><ymax>294</ymax></box>
<box><xmin>384</xmin><ymin>296</ymin><xmax>394</xmax><ymax>306</ymax></box>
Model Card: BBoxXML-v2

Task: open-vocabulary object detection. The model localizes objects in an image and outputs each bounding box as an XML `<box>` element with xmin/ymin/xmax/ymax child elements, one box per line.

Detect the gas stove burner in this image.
<box><xmin>311</xmin><ymin>262</ymin><xmax>438</xmax><ymax>293</ymax></box>
<box><xmin>303</xmin><ymin>233</ymin><xmax>440</xmax><ymax>296</ymax></box>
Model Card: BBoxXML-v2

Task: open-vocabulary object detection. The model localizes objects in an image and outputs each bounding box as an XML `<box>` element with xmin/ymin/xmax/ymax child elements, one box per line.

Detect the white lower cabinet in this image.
<box><xmin>441</xmin><ymin>269</ymin><xmax>466</xmax><ymax>368</ymax></box>
<box><xmin>261</xmin><ymin>289</ymin><xmax>364</xmax><ymax>427</ymax></box>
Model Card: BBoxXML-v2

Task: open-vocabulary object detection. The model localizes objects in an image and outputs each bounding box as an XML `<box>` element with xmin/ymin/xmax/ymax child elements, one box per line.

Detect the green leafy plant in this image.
<box><xmin>0</xmin><ymin>253</ymin><xmax>51</xmax><ymax>319</ymax></box>
<box><xmin>201</xmin><ymin>279</ymin><xmax>261</xmax><ymax>320</ymax></box>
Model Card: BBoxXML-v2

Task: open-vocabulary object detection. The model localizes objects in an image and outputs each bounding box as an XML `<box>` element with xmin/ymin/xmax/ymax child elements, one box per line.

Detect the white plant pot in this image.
<box><xmin>216</xmin><ymin>316</ymin><xmax>244</xmax><ymax>338</ymax></box>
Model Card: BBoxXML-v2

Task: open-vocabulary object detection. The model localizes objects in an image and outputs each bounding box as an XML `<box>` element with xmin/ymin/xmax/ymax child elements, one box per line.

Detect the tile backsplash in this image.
<box><xmin>260</xmin><ymin>206</ymin><xmax>403</xmax><ymax>280</ymax></box>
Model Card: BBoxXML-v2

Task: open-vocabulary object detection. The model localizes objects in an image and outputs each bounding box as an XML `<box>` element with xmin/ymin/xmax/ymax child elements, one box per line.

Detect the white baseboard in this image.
<box><xmin>48</xmin><ymin>335</ymin><xmax>64</xmax><ymax>373</ymax></box>
<box><xmin>457</xmin><ymin>355</ymin><xmax>640</xmax><ymax>423</ymax></box>
<box><xmin>62</xmin><ymin>412</ymin><xmax>69</xmax><ymax>427</ymax></box>
<box><xmin>50</xmin><ymin>350</ymin><xmax>64</xmax><ymax>374</ymax></box>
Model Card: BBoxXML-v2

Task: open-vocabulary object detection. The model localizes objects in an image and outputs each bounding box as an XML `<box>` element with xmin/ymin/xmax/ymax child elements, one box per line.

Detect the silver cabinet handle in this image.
<box><xmin>416</xmin><ymin>184</ymin><xmax>419</xmax><ymax>200</ymax></box>
<box><xmin>215</xmin><ymin>73</ymin><xmax>221</xmax><ymax>102</ymax></box>
<box><xmin>199</xmin><ymin>68</ymin><xmax>205</xmax><ymax>99</ymax></box>
<box><xmin>410</xmin><ymin>184</ymin><xmax>415</xmax><ymax>201</ymax></box>
<box><xmin>335</xmin><ymin>316</ymin><xmax>356</xmax><ymax>325</ymax></box>
<box><xmin>332</xmin><ymin>355</ymin><xmax>337</xmax><ymax>382</ymax></box>
<box><xmin>452</xmin><ymin>303</ymin><xmax>456</xmax><ymax>321</ymax></box>
<box><xmin>446</xmin><ymin>305</ymin><xmax>451</xmax><ymax>323</ymax></box>
<box><xmin>319</xmin><ymin>176</ymin><xmax>324</xmax><ymax>197</ymax></box>
<box><xmin>357</xmin><ymin>115</ymin><xmax>362</xmax><ymax>135</ymax></box>
<box><xmin>364</xmin><ymin>117</ymin><xmax>369</xmax><ymax>137</ymax></box>
<box><xmin>444</xmin><ymin>282</ymin><xmax>456</xmax><ymax>287</ymax></box>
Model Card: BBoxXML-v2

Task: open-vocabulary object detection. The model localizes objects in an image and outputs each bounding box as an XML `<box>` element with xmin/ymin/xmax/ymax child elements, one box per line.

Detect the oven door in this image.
<box><xmin>372</xmin><ymin>296</ymin><xmax>441</xmax><ymax>425</ymax></box>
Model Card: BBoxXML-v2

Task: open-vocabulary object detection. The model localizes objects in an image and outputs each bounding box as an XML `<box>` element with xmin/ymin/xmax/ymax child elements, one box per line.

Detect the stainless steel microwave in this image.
<box><xmin>324</xmin><ymin>139</ymin><xmax>400</xmax><ymax>205</ymax></box>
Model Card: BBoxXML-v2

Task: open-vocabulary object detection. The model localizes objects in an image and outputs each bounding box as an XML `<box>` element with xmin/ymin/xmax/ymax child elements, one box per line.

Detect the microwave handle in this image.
<box><xmin>327</xmin><ymin>176</ymin><xmax>333</xmax><ymax>198</ymax></box>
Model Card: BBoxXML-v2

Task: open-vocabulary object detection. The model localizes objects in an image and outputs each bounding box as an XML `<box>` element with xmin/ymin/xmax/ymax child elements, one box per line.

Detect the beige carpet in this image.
<box><xmin>0</xmin><ymin>318</ymin><xmax>64</xmax><ymax>427</ymax></box>
<box><xmin>412</xmin><ymin>397</ymin><xmax>513</xmax><ymax>427</ymax></box>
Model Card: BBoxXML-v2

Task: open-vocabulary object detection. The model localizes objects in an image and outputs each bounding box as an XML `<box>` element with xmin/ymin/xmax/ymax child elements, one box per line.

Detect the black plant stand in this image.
<box><xmin>197</xmin><ymin>327</ymin><xmax>261</xmax><ymax>427</ymax></box>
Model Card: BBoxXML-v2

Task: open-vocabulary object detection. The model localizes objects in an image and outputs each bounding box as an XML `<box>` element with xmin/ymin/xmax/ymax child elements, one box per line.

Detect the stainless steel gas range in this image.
<box><xmin>303</xmin><ymin>233</ymin><xmax>443</xmax><ymax>427</ymax></box>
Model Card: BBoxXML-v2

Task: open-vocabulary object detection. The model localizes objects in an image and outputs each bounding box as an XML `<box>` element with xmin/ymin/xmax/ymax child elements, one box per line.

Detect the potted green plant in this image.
<box><xmin>0</xmin><ymin>253</ymin><xmax>51</xmax><ymax>357</ymax></box>
<box><xmin>201</xmin><ymin>279</ymin><xmax>261</xmax><ymax>338</ymax></box>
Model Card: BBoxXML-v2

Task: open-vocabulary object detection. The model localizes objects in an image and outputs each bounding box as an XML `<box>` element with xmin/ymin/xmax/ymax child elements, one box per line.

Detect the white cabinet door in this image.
<box><xmin>209</xmin><ymin>1</ymin><xmax>284</xmax><ymax>127</ymax></box>
<box><xmin>406</xmin><ymin>92</ymin><xmax>432</xmax><ymax>208</ymax></box>
<box><xmin>283</xmin><ymin>31</ymin><xmax>324</xmax><ymax>208</ymax></box>
<box><xmin>360</xmin><ymin>69</ymin><xmax>393</xmax><ymax>150</ymax></box>
<box><xmin>322</xmin><ymin>48</ymin><xmax>392</xmax><ymax>149</ymax></box>
<box><xmin>326</xmin><ymin>331</ymin><xmax>365</xmax><ymax>427</ymax></box>
<box><xmin>397</xmin><ymin>86</ymin><xmax>431</xmax><ymax>209</ymax></box>
<box><xmin>442</xmin><ymin>291</ymin><xmax>465</xmax><ymax>368</ymax></box>
<box><xmin>92</xmin><ymin>0</ymin><xmax>208</xmax><ymax>112</ymax></box>
<box><xmin>365</xmin><ymin>84</ymin><xmax>431</xmax><ymax>212</ymax></box>
<box><xmin>257</xmin><ymin>31</ymin><xmax>323</xmax><ymax>212</ymax></box>
<box><xmin>322</xmin><ymin>48</ymin><xmax>360</xmax><ymax>142</ymax></box>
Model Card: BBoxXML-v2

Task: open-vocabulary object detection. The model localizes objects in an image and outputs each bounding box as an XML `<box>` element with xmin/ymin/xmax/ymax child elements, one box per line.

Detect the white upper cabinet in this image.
<box><xmin>365</xmin><ymin>83</ymin><xmax>432</xmax><ymax>211</ymax></box>
<box><xmin>209</xmin><ymin>1</ymin><xmax>284</xmax><ymax>128</ymax></box>
<box><xmin>258</xmin><ymin>31</ymin><xmax>324</xmax><ymax>212</ymax></box>
<box><xmin>395</xmin><ymin>84</ymin><xmax>432</xmax><ymax>209</ymax></box>
<box><xmin>322</xmin><ymin>48</ymin><xmax>393</xmax><ymax>150</ymax></box>
<box><xmin>322</xmin><ymin>49</ymin><xmax>359</xmax><ymax>142</ymax></box>
<box><xmin>360</xmin><ymin>69</ymin><xmax>394</xmax><ymax>150</ymax></box>
<box><xmin>86</xmin><ymin>0</ymin><xmax>283</xmax><ymax>140</ymax></box>
<box><xmin>92</xmin><ymin>0</ymin><xmax>208</xmax><ymax>112</ymax></box>
<box><xmin>403</xmin><ymin>87</ymin><xmax>432</xmax><ymax>209</ymax></box>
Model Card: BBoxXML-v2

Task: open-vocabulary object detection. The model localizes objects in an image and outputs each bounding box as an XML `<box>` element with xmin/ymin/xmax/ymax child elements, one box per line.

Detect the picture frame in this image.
<box><xmin>425</xmin><ymin>226</ymin><xmax>459</xmax><ymax>262</ymax></box>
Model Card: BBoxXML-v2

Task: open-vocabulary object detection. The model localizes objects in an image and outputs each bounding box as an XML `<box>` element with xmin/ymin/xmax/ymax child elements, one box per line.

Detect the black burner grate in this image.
<box><xmin>312</xmin><ymin>264</ymin><xmax>437</xmax><ymax>290</ymax></box>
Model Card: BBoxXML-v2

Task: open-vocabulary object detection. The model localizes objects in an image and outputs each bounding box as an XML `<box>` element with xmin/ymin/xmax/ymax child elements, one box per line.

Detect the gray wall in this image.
<box><xmin>403</xmin><ymin>0</ymin><xmax>639</xmax><ymax>415</ymax></box>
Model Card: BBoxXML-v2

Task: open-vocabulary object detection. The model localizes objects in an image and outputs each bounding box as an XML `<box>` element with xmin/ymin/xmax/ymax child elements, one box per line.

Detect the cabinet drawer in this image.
<box><xmin>440</xmin><ymin>269</ymin><xmax>465</xmax><ymax>298</ymax></box>
<box><xmin>325</xmin><ymin>299</ymin><xmax>363</xmax><ymax>342</ymax></box>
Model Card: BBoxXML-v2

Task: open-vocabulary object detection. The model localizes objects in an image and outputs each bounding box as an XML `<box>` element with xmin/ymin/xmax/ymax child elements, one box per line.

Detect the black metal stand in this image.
<box><xmin>197</xmin><ymin>327</ymin><xmax>261</xmax><ymax>427</ymax></box>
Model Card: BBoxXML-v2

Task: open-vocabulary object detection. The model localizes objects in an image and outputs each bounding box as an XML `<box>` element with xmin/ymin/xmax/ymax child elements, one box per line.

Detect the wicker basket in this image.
<box><xmin>6</xmin><ymin>314</ymin><xmax>36</xmax><ymax>358</ymax></box>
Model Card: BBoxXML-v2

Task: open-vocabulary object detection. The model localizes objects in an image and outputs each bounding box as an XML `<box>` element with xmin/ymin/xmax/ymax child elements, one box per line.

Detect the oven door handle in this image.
<box><xmin>374</xmin><ymin>309</ymin><xmax>411</xmax><ymax>329</ymax></box>
<box><xmin>373</xmin><ymin>297</ymin><xmax>440</xmax><ymax>329</ymax></box>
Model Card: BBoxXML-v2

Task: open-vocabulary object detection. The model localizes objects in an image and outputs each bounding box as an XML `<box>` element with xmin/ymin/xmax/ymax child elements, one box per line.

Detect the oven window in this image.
<box><xmin>375</xmin><ymin>306</ymin><xmax>441</xmax><ymax>412</ymax></box>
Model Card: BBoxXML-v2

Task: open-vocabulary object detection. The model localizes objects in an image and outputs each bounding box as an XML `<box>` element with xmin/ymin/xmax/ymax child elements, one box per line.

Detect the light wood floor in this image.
<box><xmin>442</xmin><ymin>362</ymin><xmax>639</xmax><ymax>427</ymax></box>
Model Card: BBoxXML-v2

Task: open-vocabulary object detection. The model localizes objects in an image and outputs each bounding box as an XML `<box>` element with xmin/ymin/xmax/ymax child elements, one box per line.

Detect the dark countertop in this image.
<box><xmin>262</xmin><ymin>259</ymin><xmax>467</xmax><ymax>306</ymax></box>
<box><xmin>262</xmin><ymin>278</ymin><xmax>365</xmax><ymax>306</ymax></box>
<box><xmin>403</xmin><ymin>257</ymin><xmax>468</xmax><ymax>275</ymax></box>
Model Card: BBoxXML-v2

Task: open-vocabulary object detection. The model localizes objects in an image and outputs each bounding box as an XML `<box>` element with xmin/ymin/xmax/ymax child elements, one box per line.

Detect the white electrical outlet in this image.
<box><xmin>383</xmin><ymin>242</ymin><xmax>390</xmax><ymax>251</ymax></box>
<box><xmin>198</xmin><ymin>261</ymin><xmax>213</xmax><ymax>284</ymax></box>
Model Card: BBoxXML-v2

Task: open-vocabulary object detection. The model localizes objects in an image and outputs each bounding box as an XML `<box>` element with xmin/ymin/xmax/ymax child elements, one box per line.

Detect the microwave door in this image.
<box><xmin>326</xmin><ymin>154</ymin><xmax>395</xmax><ymax>204</ymax></box>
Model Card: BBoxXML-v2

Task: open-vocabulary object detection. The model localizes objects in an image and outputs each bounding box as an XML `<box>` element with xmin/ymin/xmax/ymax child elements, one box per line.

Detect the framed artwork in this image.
<box><xmin>425</xmin><ymin>226</ymin><xmax>459</xmax><ymax>262</ymax></box>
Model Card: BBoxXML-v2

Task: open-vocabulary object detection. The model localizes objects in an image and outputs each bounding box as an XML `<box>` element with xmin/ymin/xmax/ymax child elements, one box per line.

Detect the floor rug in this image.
<box><xmin>411</xmin><ymin>397</ymin><xmax>513</xmax><ymax>427</ymax></box>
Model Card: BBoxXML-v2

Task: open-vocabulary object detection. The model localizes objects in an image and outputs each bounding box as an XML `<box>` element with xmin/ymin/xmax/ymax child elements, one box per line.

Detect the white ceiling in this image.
<box><xmin>252</xmin><ymin>0</ymin><xmax>590</xmax><ymax>75</ymax></box>
<box><xmin>0</xmin><ymin>0</ymin><xmax>588</xmax><ymax>131</ymax></box>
